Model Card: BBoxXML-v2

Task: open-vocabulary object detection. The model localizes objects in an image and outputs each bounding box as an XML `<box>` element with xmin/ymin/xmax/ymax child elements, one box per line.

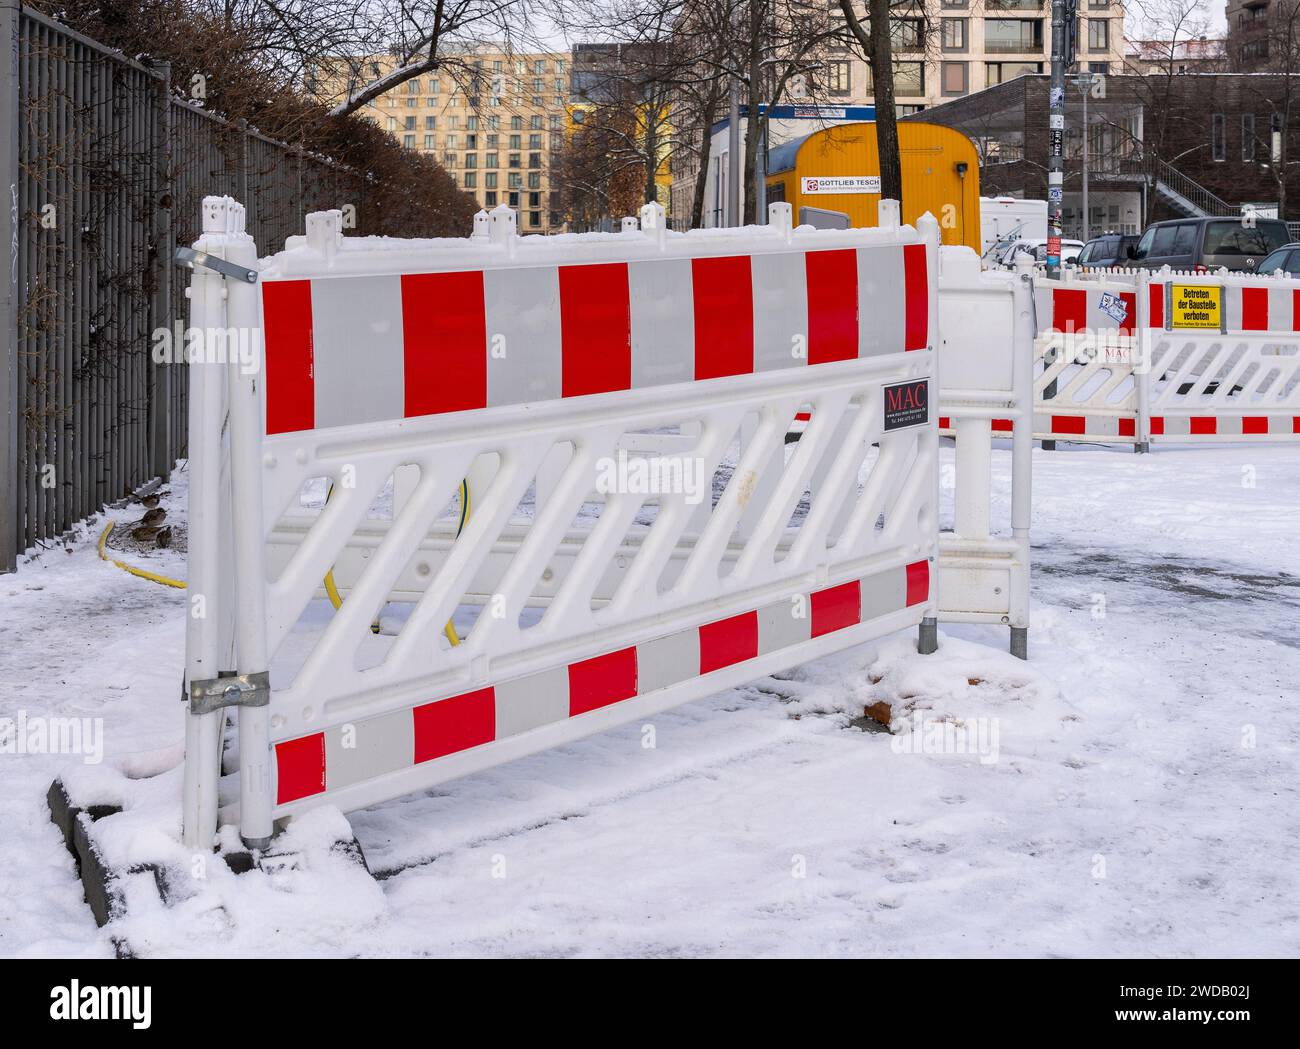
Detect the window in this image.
<box><xmin>534</xmin><ymin>60</ymin><xmax>547</xmax><ymax>74</ymax></box>
<box><xmin>985</xmin><ymin>61</ymin><xmax>1042</xmax><ymax>84</ymax></box>
<box><xmin>424</xmin><ymin>134</ymin><xmax>435</xmax><ymax>149</ymax></box>
<box><xmin>404</xmin><ymin>116</ymin><xmax>416</xmax><ymax>130</ymax></box>
<box><xmin>550</xmin><ymin>115</ymin><xmax>563</xmax><ymax>130</ymax></box>
<box><xmin>485</xmin><ymin>172</ymin><xmax>498</xmax><ymax>188</ymax></box>
<box><xmin>529</xmin><ymin>152</ymin><xmax>541</xmax><ymax>168</ymax></box>
<box><xmin>891</xmin><ymin>18</ymin><xmax>924</xmax><ymax>50</ymax></box>
<box><xmin>485</xmin><ymin>191</ymin><xmax>497</xmax><ymax>206</ymax></box>
<box><xmin>983</xmin><ymin>19</ymin><xmax>1044</xmax><ymax>53</ymax></box>
<box><xmin>941</xmin><ymin>0</ymin><xmax>967</xmax><ymax>7</ymax></box>
<box><xmin>529</xmin><ymin>211</ymin><xmax>541</xmax><ymax>227</ymax></box>
<box><xmin>403</xmin><ymin>134</ymin><xmax>414</xmax><ymax>149</ymax></box>
<box><xmin>828</xmin><ymin>61</ymin><xmax>851</xmax><ymax>95</ymax></box>
<box><xmin>509</xmin><ymin>153</ymin><xmax>521</xmax><ymax>168</ymax></box>
<box><xmin>1088</xmin><ymin>19</ymin><xmax>1108</xmax><ymax>51</ymax></box>
<box><xmin>464</xmin><ymin>154</ymin><xmax>477</xmax><ymax>169</ymax></box>
<box><xmin>528</xmin><ymin>172</ymin><xmax>541</xmax><ymax>188</ymax></box>
<box><xmin>467</xmin><ymin>116</ymin><xmax>479</xmax><ymax>130</ymax></box>
<box><xmin>942</xmin><ymin>18</ymin><xmax>968</xmax><ymax>51</ymax></box>
<box><xmin>509</xmin><ymin>173</ymin><xmax>522</xmax><ymax>189</ymax></box>
<box><xmin>511</xmin><ymin>116</ymin><xmax>523</xmax><ymax>130</ymax></box>
<box><xmin>942</xmin><ymin>61</ymin><xmax>968</xmax><ymax>96</ymax></box>
<box><xmin>485</xmin><ymin>152</ymin><xmax>498</xmax><ymax>168</ymax></box>
<box><xmin>530</xmin><ymin>133</ymin><xmax>542</xmax><ymax>148</ymax></box>
<box><xmin>386</xmin><ymin>117</ymin><xmax>397</xmax><ymax>131</ymax></box>
<box><xmin>1088</xmin><ymin>62</ymin><xmax>1109</xmax><ymax>73</ymax></box>
<box><xmin>1203</xmin><ymin>220</ymin><xmax>1288</xmax><ymax>255</ymax></box>
<box><xmin>894</xmin><ymin>62</ymin><xmax>925</xmax><ymax>96</ymax></box>
<box><xmin>1172</xmin><ymin>224</ymin><xmax>1196</xmax><ymax>254</ymax></box>
<box><xmin>529</xmin><ymin>192</ymin><xmax>541</xmax><ymax>207</ymax></box>
<box><xmin>466</xmin><ymin>134</ymin><xmax>478</xmax><ymax>149</ymax></box>
<box><xmin>510</xmin><ymin>134</ymin><xmax>521</xmax><ymax>149</ymax></box>
<box><xmin>464</xmin><ymin>173</ymin><xmax>477</xmax><ymax>188</ymax></box>
<box><xmin>408</xmin><ymin>80</ymin><xmax>421</xmax><ymax>94</ymax></box>
<box><xmin>1212</xmin><ymin>113</ymin><xmax>1225</xmax><ymax>161</ymax></box>
<box><xmin>1242</xmin><ymin>113</ymin><xmax>1255</xmax><ymax>161</ymax></box>
<box><xmin>444</xmin><ymin>153</ymin><xmax>457</xmax><ymax>167</ymax></box>
<box><xmin>530</xmin><ymin>115</ymin><xmax>543</xmax><ymax>130</ymax></box>
<box><xmin>425</xmin><ymin>116</ymin><xmax>436</xmax><ymax>130</ymax></box>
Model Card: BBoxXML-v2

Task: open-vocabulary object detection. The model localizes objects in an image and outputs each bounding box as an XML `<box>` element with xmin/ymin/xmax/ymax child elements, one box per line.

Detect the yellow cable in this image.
<box><xmin>97</xmin><ymin>522</ymin><xmax>187</xmax><ymax>589</ymax></box>
<box><xmin>323</xmin><ymin>479</ymin><xmax>470</xmax><ymax>646</ymax></box>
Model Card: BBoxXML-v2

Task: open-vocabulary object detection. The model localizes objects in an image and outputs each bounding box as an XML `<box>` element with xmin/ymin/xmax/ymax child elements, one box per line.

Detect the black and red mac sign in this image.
<box><xmin>883</xmin><ymin>378</ymin><xmax>929</xmax><ymax>431</ymax></box>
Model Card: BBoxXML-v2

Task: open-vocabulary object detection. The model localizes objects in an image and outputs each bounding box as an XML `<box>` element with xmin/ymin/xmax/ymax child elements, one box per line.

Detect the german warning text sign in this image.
<box><xmin>1171</xmin><ymin>284</ymin><xmax>1221</xmax><ymax>329</ymax></box>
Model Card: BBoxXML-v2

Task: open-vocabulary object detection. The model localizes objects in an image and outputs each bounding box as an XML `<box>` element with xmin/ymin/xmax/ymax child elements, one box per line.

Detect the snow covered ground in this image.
<box><xmin>2</xmin><ymin>441</ymin><xmax>1298</xmax><ymax>957</ymax></box>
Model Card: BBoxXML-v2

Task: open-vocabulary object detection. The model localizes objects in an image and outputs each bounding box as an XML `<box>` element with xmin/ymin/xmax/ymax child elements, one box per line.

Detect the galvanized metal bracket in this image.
<box><xmin>175</xmin><ymin>246</ymin><xmax>258</xmax><ymax>284</ymax></box>
<box><xmin>189</xmin><ymin>671</ymin><xmax>270</xmax><ymax>715</ymax></box>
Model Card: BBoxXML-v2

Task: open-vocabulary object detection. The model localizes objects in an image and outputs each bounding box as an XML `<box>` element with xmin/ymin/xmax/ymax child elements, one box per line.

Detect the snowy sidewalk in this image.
<box><xmin>2</xmin><ymin>445</ymin><xmax>1297</xmax><ymax>957</ymax></box>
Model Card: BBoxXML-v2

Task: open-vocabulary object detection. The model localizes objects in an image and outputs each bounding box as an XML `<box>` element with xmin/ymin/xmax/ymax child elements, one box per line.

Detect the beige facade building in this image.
<box><xmin>313</xmin><ymin>50</ymin><xmax>571</xmax><ymax>233</ymax></box>
<box><xmin>821</xmin><ymin>0</ymin><xmax>1128</xmax><ymax>112</ymax></box>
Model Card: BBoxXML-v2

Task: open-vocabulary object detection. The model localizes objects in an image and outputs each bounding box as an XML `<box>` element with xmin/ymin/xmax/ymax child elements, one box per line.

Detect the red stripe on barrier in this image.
<box><xmin>1242</xmin><ymin>416</ymin><xmax>1269</xmax><ymax>435</ymax></box>
<box><xmin>794</xmin><ymin>411</ymin><xmax>812</xmax><ymax>422</ymax></box>
<box><xmin>1241</xmin><ymin>286</ymin><xmax>1269</xmax><ymax>331</ymax></box>
<box><xmin>699</xmin><ymin>611</ymin><xmax>758</xmax><ymax>674</ymax></box>
<box><xmin>938</xmin><ymin>416</ymin><xmax>951</xmax><ymax>429</ymax></box>
<box><xmin>992</xmin><ymin>419</ymin><xmax>1014</xmax><ymax>432</ymax></box>
<box><xmin>1051</xmin><ymin>288</ymin><xmax>1087</xmax><ymax>334</ymax></box>
<box><xmin>568</xmin><ymin>648</ymin><xmax>638</xmax><ymax>716</ymax></box>
<box><xmin>559</xmin><ymin>262</ymin><xmax>632</xmax><ymax>397</ymax></box>
<box><xmin>261</xmin><ymin>280</ymin><xmax>315</xmax><ymax>434</ymax></box>
<box><xmin>1119</xmin><ymin>292</ymin><xmax>1136</xmax><ymax>336</ymax></box>
<box><xmin>806</xmin><ymin>249</ymin><xmax>859</xmax><ymax>364</ymax></box>
<box><xmin>413</xmin><ymin>687</ymin><xmax>496</xmax><ymax>763</ymax></box>
<box><xmin>1119</xmin><ymin>418</ymin><xmax>1136</xmax><ymax>437</ymax></box>
<box><xmin>1149</xmin><ymin>284</ymin><xmax>1165</xmax><ymax>329</ymax></box>
<box><xmin>811</xmin><ymin>580</ymin><xmax>861</xmax><ymax>638</ymax></box>
<box><xmin>1151</xmin><ymin>416</ymin><xmax>1165</xmax><ymax>435</ymax></box>
<box><xmin>401</xmin><ymin>271</ymin><xmax>487</xmax><ymax>417</ymax></box>
<box><xmin>903</xmin><ymin>243</ymin><xmax>928</xmax><ymax>350</ymax></box>
<box><xmin>692</xmin><ymin>256</ymin><xmax>754</xmax><ymax>379</ymax></box>
<box><xmin>1294</xmin><ymin>290</ymin><xmax>1300</xmax><ymax>332</ymax></box>
<box><xmin>275</xmin><ymin>732</ymin><xmax>326</xmax><ymax>804</ymax></box>
<box><xmin>905</xmin><ymin>560</ymin><xmax>930</xmax><ymax>608</ymax></box>
<box><xmin>1190</xmin><ymin>417</ymin><xmax>1217</xmax><ymax>435</ymax></box>
<box><xmin>1051</xmin><ymin>415</ymin><xmax>1087</xmax><ymax>435</ymax></box>
<box><xmin>1294</xmin><ymin>417</ymin><xmax>1300</xmax><ymax>433</ymax></box>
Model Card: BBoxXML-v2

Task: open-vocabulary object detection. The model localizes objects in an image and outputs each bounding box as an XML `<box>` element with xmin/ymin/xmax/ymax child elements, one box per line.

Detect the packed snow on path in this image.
<box><xmin>1</xmin><ymin>443</ymin><xmax>1298</xmax><ymax>958</ymax></box>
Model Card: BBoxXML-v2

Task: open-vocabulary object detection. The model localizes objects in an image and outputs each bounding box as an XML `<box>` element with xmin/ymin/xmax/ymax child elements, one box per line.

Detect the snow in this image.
<box><xmin>2</xmin><ymin>442</ymin><xmax>1298</xmax><ymax>957</ymax></box>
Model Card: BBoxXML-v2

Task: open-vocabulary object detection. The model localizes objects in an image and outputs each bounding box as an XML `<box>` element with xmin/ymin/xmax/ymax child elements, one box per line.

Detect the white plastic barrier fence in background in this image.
<box><xmin>181</xmin><ymin>197</ymin><xmax>961</xmax><ymax>850</ymax></box>
<box><xmin>949</xmin><ymin>265</ymin><xmax>1300</xmax><ymax>448</ymax></box>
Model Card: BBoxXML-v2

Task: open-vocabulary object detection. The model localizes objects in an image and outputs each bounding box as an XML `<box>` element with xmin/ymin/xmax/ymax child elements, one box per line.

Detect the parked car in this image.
<box><xmin>998</xmin><ymin>238</ymin><xmax>1084</xmax><ymax>267</ymax></box>
<box><xmin>1127</xmin><ymin>217</ymin><xmax>1291</xmax><ymax>272</ymax></box>
<box><xmin>1076</xmin><ymin>233</ymin><xmax>1140</xmax><ymax>268</ymax></box>
<box><xmin>1257</xmin><ymin>242</ymin><xmax>1300</xmax><ymax>277</ymax></box>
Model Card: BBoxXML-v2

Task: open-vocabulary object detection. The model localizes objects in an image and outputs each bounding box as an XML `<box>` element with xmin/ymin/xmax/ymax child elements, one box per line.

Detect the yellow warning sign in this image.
<box><xmin>1171</xmin><ymin>284</ymin><xmax>1221</xmax><ymax>329</ymax></box>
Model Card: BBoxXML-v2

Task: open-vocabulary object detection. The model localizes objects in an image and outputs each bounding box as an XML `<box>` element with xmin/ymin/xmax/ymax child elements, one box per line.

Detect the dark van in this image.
<box><xmin>1128</xmin><ymin>217</ymin><xmax>1290</xmax><ymax>272</ymax></box>
<box><xmin>1077</xmin><ymin>233</ymin><xmax>1140</xmax><ymax>268</ymax></box>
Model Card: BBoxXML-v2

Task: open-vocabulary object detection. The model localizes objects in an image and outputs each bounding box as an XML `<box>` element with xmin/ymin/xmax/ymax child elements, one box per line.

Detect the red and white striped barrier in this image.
<box><xmin>259</xmin><ymin>234</ymin><xmax>929</xmax><ymax>436</ymax></box>
<box><xmin>1022</xmin><ymin>268</ymin><xmax>1300</xmax><ymax>447</ymax></box>
<box><xmin>182</xmin><ymin>198</ymin><xmax>949</xmax><ymax>849</ymax></box>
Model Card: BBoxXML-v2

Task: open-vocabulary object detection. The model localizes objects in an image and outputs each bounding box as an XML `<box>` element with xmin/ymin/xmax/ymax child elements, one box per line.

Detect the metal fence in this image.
<box><xmin>0</xmin><ymin>7</ymin><xmax>364</xmax><ymax>570</ymax></box>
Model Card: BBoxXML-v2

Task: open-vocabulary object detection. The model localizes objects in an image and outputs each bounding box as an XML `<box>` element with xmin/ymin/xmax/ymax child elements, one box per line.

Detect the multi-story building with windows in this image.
<box><xmin>819</xmin><ymin>0</ymin><xmax>1126</xmax><ymax>112</ymax></box>
<box><xmin>312</xmin><ymin>50</ymin><xmax>570</xmax><ymax>233</ymax></box>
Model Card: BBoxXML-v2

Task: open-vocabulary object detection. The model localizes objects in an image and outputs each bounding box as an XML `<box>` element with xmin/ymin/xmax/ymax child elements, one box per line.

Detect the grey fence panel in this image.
<box><xmin>2</xmin><ymin>10</ymin><xmax>356</xmax><ymax>569</ymax></box>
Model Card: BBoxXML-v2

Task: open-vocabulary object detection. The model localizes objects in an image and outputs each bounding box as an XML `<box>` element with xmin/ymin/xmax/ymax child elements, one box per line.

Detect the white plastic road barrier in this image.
<box><xmin>935</xmin><ymin>249</ymin><xmax>1034</xmax><ymax>659</ymax></box>
<box><xmin>1000</xmin><ymin>266</ymin><xmax>1300</xmax><ymax>448</ymax></box>
<box><xmin>182</xmin><ymin>197</ymin><xmax>945</xmax><ymax>849</ymax></box>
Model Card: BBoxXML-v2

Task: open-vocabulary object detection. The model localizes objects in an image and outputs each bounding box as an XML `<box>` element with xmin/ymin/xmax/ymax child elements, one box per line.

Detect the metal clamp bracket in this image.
<box><xmin>189</xmin><ymin>671</ymin><xmax>271</xmax><ymax>715</ymax></box>
<box><xmin>175</xmin><ymin>246</ymin><xmax>258</xmax><ymax>284</ymax></box>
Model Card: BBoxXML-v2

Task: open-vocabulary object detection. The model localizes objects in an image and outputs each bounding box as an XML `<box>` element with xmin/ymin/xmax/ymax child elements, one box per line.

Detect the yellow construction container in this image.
<box><xmin>766</xmin><ymin>122</ymin><xmax>981</xmax><ymax>249</ymax></box>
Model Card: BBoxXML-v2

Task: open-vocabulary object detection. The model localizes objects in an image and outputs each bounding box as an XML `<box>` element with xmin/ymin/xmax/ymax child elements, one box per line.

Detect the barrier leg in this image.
<box><xmin>225</xmin><ymin>227</ymin><xmax>274</xmax><ymax>850</ymax></box>
<box><xmin>181</xmin><ymin>258</ymin><xmax>227</xmax><ymax>852</ymax></box>
<box><xmin>918</xmin><ymin>617</ymin><xmax>938</xmax><ymax>655</ymax></box>
<box><xmin>1010</xmin><ymin>626</ymin><xmax>1028</xmax><ymax>660</ymax></box>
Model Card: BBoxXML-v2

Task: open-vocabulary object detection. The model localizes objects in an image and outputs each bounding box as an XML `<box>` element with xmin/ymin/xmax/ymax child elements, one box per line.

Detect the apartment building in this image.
<box><xmin>1226</xmin><ymin>0</ymin><xmax>1290</xmax><ymax>68</ymax></box>
<box><xmin>821</xmin><ymin>0</ymin><xmax>1127</xmax><ymax>111</ymax></box>
<box><xmin>313</xmin><ymin>51</ymin><xmax>571</xmax><ymax>233</ymax></box>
